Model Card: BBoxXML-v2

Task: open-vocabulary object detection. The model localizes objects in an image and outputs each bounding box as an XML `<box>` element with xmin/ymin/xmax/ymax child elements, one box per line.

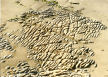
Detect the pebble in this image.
<box><xmin>5</xmin><ymin>66</ymin><xmax>10</xmax><ymax>70</ymax></box>
<box><xmin>0</xmin><ymin>59</ymin><xmax>5</xmax><ymax>63</ymax></box>
<box><xmin>11</xmin><ymin>66</ymin><xmax>15</xmax><ymax>69</ymax></box>
<box><xmin>94</xmin><ymin>63</ymin><xmax>97</xmax><ymax>68</ymax></box>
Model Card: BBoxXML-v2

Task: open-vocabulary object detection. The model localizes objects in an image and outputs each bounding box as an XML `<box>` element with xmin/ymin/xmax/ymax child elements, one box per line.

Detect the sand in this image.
<box><xmin>0</xmin><ymin>0</ymin><xmax>108</xmax><ymax>77</ymax></box>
